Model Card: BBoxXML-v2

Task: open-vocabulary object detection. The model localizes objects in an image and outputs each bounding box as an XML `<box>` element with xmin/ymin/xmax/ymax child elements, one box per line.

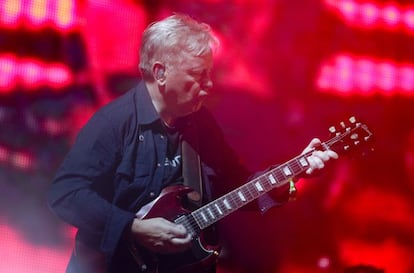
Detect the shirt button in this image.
<box><xmin>157</xmin><ymin>163</ymin><xmax>161</xmax><ymax>167</ymax></box>
<box><xmin>139</xmin><ymin>135</ymin><xmax>144</xmax><ymax>141</ymax></box>
<box><xmin>149</xmin><ymin>192</ymin><xmax>155</xmax><ymax>198</ymax></box>
<box><xmin>160</xmin><ymin>135</ymin><xmax>165</xmax><ymax>139</ymax></box>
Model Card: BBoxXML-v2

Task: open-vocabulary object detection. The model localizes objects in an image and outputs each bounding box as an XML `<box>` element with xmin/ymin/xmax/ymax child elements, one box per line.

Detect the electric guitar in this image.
<box><xmin>130</xmin><ymin>117</ymin><xmax>373</xmax><ymax>273</ymax></box>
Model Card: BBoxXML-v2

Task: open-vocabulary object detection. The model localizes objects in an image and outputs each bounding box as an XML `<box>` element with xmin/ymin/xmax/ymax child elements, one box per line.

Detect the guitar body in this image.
<box><xmin>131</xmin><ymin>185</ymin><xmax>221</xmax><ymax>273</ymax></box>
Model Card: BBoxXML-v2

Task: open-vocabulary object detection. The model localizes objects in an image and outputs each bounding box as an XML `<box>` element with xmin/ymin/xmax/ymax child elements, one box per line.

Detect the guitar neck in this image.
<box><xmin>190</xmin><ymin>152</ymin><xmax>311</xmax><ymax>230</ymax></box>
<box><xmin>180</xmin><ymin>119</ymin><xmax>372</xmax><ymax>233</ymax></box>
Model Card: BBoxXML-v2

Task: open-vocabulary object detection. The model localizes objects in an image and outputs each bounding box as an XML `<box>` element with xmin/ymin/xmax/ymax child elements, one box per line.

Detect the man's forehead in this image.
<box><xmin>175</xmin><ymin>51</ymin><xmax>213</xmax><ymax>69</ymax></box>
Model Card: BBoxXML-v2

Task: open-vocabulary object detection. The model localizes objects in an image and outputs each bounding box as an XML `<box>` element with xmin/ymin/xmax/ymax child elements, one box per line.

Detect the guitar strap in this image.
<box><xmin>181</xmin><ymin>122</ymin><xmax>204</xmax><ymax>209</ymax></box>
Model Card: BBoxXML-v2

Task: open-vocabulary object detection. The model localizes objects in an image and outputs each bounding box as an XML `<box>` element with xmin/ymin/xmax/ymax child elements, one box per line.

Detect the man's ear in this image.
<box><xmin>153</xmin><ymin>63</ymin><xmax>166</xmax><ymax>84</ymax></box>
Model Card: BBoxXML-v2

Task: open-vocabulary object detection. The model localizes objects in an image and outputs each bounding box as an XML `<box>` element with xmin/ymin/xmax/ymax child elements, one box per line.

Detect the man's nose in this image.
<box><xmin>202</xmin><ymin>78</ymin><xmax>213</xmax><ymax>93</ymax></box>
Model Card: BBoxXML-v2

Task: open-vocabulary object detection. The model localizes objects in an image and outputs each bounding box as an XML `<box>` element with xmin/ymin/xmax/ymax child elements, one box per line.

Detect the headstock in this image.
<box><xmin>326</xmin><ymin>116</ymin><xmax>374</xmax><ymax>156</ymax></box>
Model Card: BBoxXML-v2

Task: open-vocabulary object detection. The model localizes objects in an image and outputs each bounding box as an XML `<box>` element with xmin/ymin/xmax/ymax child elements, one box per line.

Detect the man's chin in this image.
<box><xmin>177</xmin><ymin>105</ymin><xmax>202</xmax><ymax>119</ymax></box>
<box><xmin>194</xmin><ymin>104</ymin><xmax>203</xmax><ymax>112</ymax></box>
<box><xmin>190</xmin><ymin>102</ymin><xmax>203</xmax><ymax>113</ymax></box>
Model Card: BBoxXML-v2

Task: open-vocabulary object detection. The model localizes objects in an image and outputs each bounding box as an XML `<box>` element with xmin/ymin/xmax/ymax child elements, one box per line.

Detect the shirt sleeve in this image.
<box><xmin>47</xmin><ymin>111</ymin><xmax>136</xmax><ymax>256</ymax></box>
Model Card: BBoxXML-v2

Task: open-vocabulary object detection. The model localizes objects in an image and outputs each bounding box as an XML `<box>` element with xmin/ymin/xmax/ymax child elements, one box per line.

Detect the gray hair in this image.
<box><xmin>139</xmin><ymin>14</ymin><xmax>219</xmax><ymax>80</ymax></box>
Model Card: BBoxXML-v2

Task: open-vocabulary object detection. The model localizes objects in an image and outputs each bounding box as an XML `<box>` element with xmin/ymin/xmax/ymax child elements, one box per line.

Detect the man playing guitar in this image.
<box><xmin>48</xmin><ymin>13</ymin><xmax>341</xmax><ymax>273</ymax></box>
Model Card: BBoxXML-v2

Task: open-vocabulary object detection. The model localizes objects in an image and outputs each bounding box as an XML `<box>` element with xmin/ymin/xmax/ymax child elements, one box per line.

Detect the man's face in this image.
<box><xmin>163</xmin><ymin>51</ymin><xmax>213</xmax><ymax>118</ymax></box>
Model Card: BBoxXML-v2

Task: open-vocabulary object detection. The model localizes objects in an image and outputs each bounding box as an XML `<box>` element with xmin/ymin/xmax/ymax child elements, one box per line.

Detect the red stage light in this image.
<box><xmin>0</xmin><ymin>146</ymin><xmax>10</xmax><ymax>163</ymax></box>
<box><xmin>355</xmin><ymin>59</ymin><xmax>376</xmax><ymax>92</ymax></box>
<box><xmin>400</xmin><ymin>66</ymin><xmax>414</xmax><ymax>92</ymax></box>
<box><xmin>0</xmin><ymin>55</ymin><xmax>16</xmax><ymax>93</ymax></box>
<box><xmin>383</xmin><ymin>4</ymin><xmax>400</xmax><ymax>27</ymax></box>
<box><xmin>56</xmin><ymin>0</ymin><xmax>75</xmax><ymax>29</ymax></box>
<box><xmin>28</xmin><ymin>0</ymin><xmax>47</xmax><ymax>27</ymax></box>
<box><xmin>1</xmin><ymin>0</ymin><xmax>21</xmax><ymax>26</ymax></box>
<box><xmin>377</xmin><ymin>62</ymin><xmax>397</xmax><ymax>93</ymax></box>
<box><xmin>10</xmin><ymin>151</ymin><xmax>33</xmax><ymax>170</ymax></box>
<box><xmin>339</xmin><ymin>0</ymin><xmax>358</xmax><ymax>23</ymax></box>
<box><xmin>360</xmin><ymin>2</ymin><xmax>379</xmax><ymax>26</ymax></box>
<box><xmin>403</xmin><ymin>9</ymin><xmax>414</xmax><ymax>30</ymax></box>
<box><xmin>0</xmin><ymin>55</ymin><xmax>72</xmax><ymax>92</ymax></box>
<box><xmin>45</xmin><ymin>63</ymin><xmax>72</xmax><ymax>89</ymax></box>
<box><xmin>43</xmin><ymin>117</ymin><xmax>68</xmax><ymax>136</ymax></box>
<box><xmin>0</xmin><ymin>0</ymin><xmax>75</xmax><ymax>31</ymax></box>
<box><xmin>316</xmin><ymin>54</ymin><xmax>414</xmax><ymax>96</ymax></box>
<box><xmin>20</xmin><ymin>60</ymin><xmax>42</xmax><ymax>87</ymax></box>
<box><xmin>0</xmin><ymin>224</ymin><xmax>73</xmax><ymax>273</ymax></box>
<box><xmin>0</xmin><ymin>145</ymin><xmax>33</xmax><ymax>171</ymax></box>
<box><xmin>325</xmin><ymin>0</ymin><xmax>414</xmax><ymax>33</ymax></box>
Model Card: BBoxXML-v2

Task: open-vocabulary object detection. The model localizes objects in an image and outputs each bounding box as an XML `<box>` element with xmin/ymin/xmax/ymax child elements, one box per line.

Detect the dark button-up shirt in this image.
<box><xmin>48</xmin><ymin>81</ymin><xmax>282</xmax><ymax>272</ymax></box>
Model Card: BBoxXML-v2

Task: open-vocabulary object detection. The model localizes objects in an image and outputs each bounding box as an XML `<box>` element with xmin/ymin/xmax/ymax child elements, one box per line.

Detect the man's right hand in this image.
<box><xmin>129</xmin><ymin>217</ymin><xmax>192</xmax><ymax>254</ymax></box>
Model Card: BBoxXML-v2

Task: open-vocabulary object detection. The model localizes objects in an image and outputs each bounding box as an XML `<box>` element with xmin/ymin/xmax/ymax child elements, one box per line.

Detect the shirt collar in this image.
<box><xmin>135</xmin><ymin>81</ymin><xmax>162</xmax><ymax>126</ymax></box>
<box><xmin>134</xmin><ymin>80</ymin><xmax>195</xmax><ymax>129</ymax></box>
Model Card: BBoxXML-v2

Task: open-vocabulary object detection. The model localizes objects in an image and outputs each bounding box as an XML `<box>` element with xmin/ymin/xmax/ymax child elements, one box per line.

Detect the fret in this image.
<box><xmin>255</xmin><ymin>181</ymin><xmax>264</xmax><ymax>192</ymax></box>
<box><xmin>200</xmin><ymin>212</ymin><xmax>208</xmax><ymax>222</ymax></box>
<box><xmin>290</xmin><ymin>156</ymin><xmax>308</xmax><ymax>173</ymax></box>
<box><xmin>298</xmin><ymin>156</ymin><xmax>308</xmax><ymax>168</ymax></box>
<box><xmin>237</xmin><ymin>191</ymin><xmax>246</xmax><ymax>202</ymax></box>
<box><xmin>282</xmin><ymin>165</ymin><xmax>292</xmax><ymax>176</ymax></box>
<box><xmin>229</xmin><ymin>192</ymin><xmax>243</xmax><ymax>208</ymax></box>
<box><xmin>175</xmin><ymin>214</ymin><xmax>199</xmax><ymax>236</ymax></box>
<box><xmin>259</xmin><ymin>177</ymin><xmax>272</xmax><ymax>191</ymax></box>
<box><xmin>257</xmin><ymin>176</ymin><xmax>269</xmax><ymax>190</ymax></box>
<box><xmin>272</xmin><ymin>167</ymin><xmax>285</xmax><ymax>183</ymax></box>
<box><xmin>207</xmin><ymin>207</ymin><xmax>215</xmax><ymax>219</ymax></box>
<box><xmin>262</xmin><ymin>175</ymin><xmax>274</xmax><ymax>188</ymax></box>
<box><xmin>267</xmin><ymin>173</ymin><xmax>277</xmax><ymax>185</ymax></box>
<box><xmin>289</xmin><ymin>161</ymin><xmax>301</xmax><ymax>174</ymax></box>
<box><xmin>214</xmin><ymin>203</ymin><xmax>223</xmax><ymax>215</ymax></box>
<box><xmin>225</xmin><ymin>192</ymin><xmax>240</xmax><ymax>210</ymax></box>
<box><xmin>244</xmin><ymin>182</ymin><xmax>258</xmax><ymax>200</ymax></box>
<box><xmin>194</xmin><ymin>197</ymin><xmax>230</xmax><ymax>229</ymax></box>
<box><xmin>222</xmin><ymin>198</ymin><xmax>231</xmax><ymax>210</ymax></box>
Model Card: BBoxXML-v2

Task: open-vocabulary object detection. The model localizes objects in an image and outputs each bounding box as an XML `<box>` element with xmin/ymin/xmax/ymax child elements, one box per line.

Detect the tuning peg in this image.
<box><xmin>349</xmin><ymin>116</ymin><xmax>356</xmax><ymax>123</ymax></box>
<box><xmin>340</xmin><ymin>121</ymin><xmax>346</xmax><ymax>128</ymax></box>
<box><xmin>329</xmin><ymin>126</ymin><xmax>336</xmax><ymax>134</ymax></box>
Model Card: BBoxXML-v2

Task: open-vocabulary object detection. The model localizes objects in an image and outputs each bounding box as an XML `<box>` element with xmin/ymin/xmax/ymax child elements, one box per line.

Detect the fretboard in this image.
<box><xmin>174</xmin><ymin>118</ymin><xmax>373</xmax><ymax>235</ymax></box>
<box><xmin>190</xmin><ymin>152</ymin><xmax>311</xmax><ymax>230</ymax></box>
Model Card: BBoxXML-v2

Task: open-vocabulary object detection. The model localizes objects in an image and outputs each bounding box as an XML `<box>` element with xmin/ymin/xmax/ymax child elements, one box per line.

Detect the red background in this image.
<box><xmin>0</xmin><ymin>1</ymin><xmax>413</xmax><ymax>272</ymax></box>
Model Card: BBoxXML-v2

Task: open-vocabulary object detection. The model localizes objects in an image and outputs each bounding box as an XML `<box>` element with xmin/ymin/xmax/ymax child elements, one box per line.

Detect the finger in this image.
<box><xmin>313</xmin><ymin>150</ymin><xmax>330</xmax><ymax>161</ymax></box>
<box><xmin>302</xmin><ymin>138</ymin><xmax>321</xmax><ymax>155</ymax></box>
<box><xmin>314</xmin><ymin>150</ymin><xmax>339</xmax><ymax>161</ymax></box>
<box><xmin>327</xmin><ymin>150</ymin><xmax>339</xmax><ymax>159</ymax></box>
<box><xmin>159</xmin><ymin>223</ymin><xmax>189</xmax><ymax>240</ymax></box>
<box><xmin>307</xmin><ymin>156</ymin><xmax>324</xmax><ymax>170</ymax></box>
<box><xmin>158</xmin><ymin>233</ymin><xmax>192</xmax><ymax>254</ymax></box>
<box><xmin>305</xmin><ymin>167</ymin><xmax>313</xmax><ymax>175</ymax></box>
<box><xmin>170</xmin><ymin>233</ymin><xmax>192</xmax><ymax>245</ymax></box>
<box><xmin>305</xmin><ymin>157</ymin><xmax>317</xmax><ymax>175</ymax></box>
<box><xmin>309</xmin><ymin>138</ymin><xmax>322</xmax><ymax>149</ymax></box>
<box><xmin>169</xmin><ymin>224</ymin><xmax>189</xmax><ymax>238</ymax></box>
